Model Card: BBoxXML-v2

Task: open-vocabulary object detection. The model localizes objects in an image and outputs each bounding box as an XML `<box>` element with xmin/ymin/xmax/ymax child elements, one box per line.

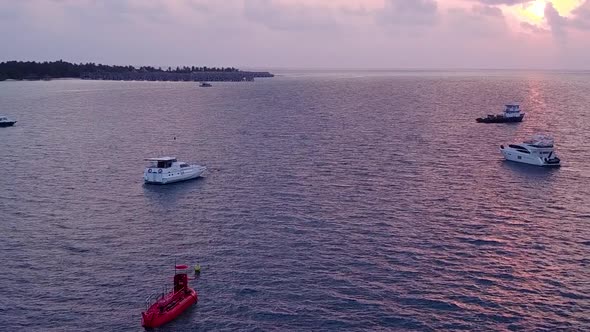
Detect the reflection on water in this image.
<box><xmin>500</xmin><ymin>160</ymin><xmax>560</xmax><ymax>177</ymax></box>
<box><xmin>142</xmin><ymin>178</ymin><xmax>206</xmax><ymax>206</ymax></box>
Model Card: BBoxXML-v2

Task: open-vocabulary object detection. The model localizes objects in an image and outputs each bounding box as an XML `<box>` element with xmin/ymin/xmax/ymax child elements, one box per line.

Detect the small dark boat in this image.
<box><xmin>476</xmin><ymin>104</ymin><xmax>524</xmax><ymax>123</ymax></box>
<box><xmin>0</xmin><ymin>116</ymin><xmax>16</xmax><ymax>127</ymax></box>
<box><xmin>199</xmin><ymin>82</ymin><xmax>212</xmax><ymax>87</ymax></box>
<box><xmin>141</xmin><ymin>264</ymin><xmax>198</xmax><ymax>328</ymax></box>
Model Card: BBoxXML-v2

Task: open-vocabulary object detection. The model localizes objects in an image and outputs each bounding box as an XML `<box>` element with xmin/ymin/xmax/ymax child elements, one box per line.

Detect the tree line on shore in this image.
<box><xmin>0</xmin><ymin>60</ymin><xmax>240</xmax><ymax>80</ymax></box>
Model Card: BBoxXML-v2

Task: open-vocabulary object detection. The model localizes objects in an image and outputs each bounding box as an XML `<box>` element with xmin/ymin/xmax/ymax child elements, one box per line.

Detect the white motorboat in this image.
<box><xmin>144</xmin><ymin>157</ymin><xmax>206</xmax><ymax>184</ymax></box>
<box><xmin>0</xmin><ymin>116</ymin><xmax>17</xmax><ymax>127</ymax></box>
<box><xmin>500</xmin><ymin>134</ymin><xmax>560</xmax><ymax>167</ymax></box>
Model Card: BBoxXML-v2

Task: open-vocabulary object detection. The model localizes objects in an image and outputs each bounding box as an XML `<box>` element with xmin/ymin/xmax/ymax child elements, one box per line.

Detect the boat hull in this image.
<box><xmin>476</xmin><ymin>114</ymin><xmax>524</xmax><ymax>123</ymax></box>
<box><xmin>142</xmin><ymin>288</ymin><xmax>198</xmax><ymax>328</ymax></box>
<box><xmin>144</xmin><ymin>166</ymin><xmax>205</xmax><ymax>185</ymax></box>
<box><xmin>0</xmin><ymin>121</ymin><xmax>16</xmax><ymax>127</ymax></box>
<box><xmin>500</xmin><ymin>148</ymin><xmax>560</xmax><ymax>167</ymax></box>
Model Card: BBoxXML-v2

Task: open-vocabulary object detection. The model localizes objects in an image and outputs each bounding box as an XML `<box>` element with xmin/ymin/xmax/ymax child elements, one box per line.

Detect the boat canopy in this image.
<box><xmin>524</xmin><ymin>134</ymin><xmax>554</xmax><ymax>147</ymax></box>
<box><xmin>145</xmin><ymin>157</ymin><xmax>177</xmax><ymax>169</ymax></box>
<box><xmin>145</xmin><ymin>157</ymin><xmax>177</xmax><ymax>162</ymax></box>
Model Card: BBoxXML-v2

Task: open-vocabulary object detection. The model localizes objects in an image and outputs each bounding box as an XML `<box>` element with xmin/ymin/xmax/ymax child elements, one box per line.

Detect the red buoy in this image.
<box><xmin>141</xmin><ymin>265</ymin><xmax>198</xmax><ymax>328</ymax></box>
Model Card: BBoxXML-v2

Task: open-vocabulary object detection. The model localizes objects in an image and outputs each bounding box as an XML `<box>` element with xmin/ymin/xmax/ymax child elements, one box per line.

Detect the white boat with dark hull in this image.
<box><xmin>144</xmin><ymin>157</ymin><xmax>206</xmax><ymax>184</ymax></box>
<box><xmin>0</xmin><ymin>116</ymin><xmax>17</xmax><ymax>127</ymax></box>
<box><xmin>477</xmin><ymin>104</ymin><xmax>525</xmax><ymax>123</ymax></box>
<box><xmin>500</xmin><ymin>134</ymin><xmax>560</xmax><ymax>167</ymax></box>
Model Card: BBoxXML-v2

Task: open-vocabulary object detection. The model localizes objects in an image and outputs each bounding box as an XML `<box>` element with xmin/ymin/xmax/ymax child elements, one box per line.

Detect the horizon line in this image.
<box><xmin>3</xmin><ymin>59</ymin><xmax>590</xmax><ymax>73</ymax></box>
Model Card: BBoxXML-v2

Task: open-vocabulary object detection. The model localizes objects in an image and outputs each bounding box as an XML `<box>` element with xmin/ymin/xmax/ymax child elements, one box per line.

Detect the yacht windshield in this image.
<box><xmin>509</xmin><ymin>145</ymin><xmax>530</xmax><ymax>154</ymax></box>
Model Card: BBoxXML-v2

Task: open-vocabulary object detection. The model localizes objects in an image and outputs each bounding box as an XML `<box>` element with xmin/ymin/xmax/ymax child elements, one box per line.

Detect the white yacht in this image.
<box><xmin>144</xmin><ymin>157</ymin><xmax>206</xmax><ymax>184</ymax></box>
<box><xmin>500</xmin><ymin>134</ymin><xmax>560</xmax><ymax>167</ymax></box>
<box><xmin>0</xmin><ymin>116</ymin><xmax>17</xmax><ymax>127</ymax></box>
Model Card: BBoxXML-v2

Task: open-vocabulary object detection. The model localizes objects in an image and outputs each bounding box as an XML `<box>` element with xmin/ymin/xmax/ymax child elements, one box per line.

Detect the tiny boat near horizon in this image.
<box><xmin>142</xmin><ymin>264</ymin><xmax>198</xmax><ymax>328</ymax></box>
<box><xmin>477</xmin><ymin>104</ymin><xmax>525</xmax><ymax>123</ymax></box>
<box><xmin>500</xmin><ymin>134</ymin><xmax>560</xmax><ymax>167</ymax></box>
<box><xmin>143</xmin><ymin>157</ymin><xmax>206</xmax><ymax>185</ymax></box>
<box><xmin>199</xmin><ymin>82</ymin><xmax>212</xmax><ymax>87</ymax></box>
<box><xmin>0</xmin><ymin>116</ymin><xmax>16</xmax><ymax>127</ymax></box>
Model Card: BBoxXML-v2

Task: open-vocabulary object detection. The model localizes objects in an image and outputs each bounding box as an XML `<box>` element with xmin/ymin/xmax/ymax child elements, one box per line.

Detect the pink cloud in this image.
<box><xmin>0</xmin><ymin>0</ymin><xmax>588</xmax><ymax>69</ymax></box>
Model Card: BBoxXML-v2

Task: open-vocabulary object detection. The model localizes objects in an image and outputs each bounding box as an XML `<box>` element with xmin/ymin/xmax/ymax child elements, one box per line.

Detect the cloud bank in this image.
<box><xmin>0</xmin><ymin>0</ymin><xmax>588</xmax><ymax>69</ymax></box>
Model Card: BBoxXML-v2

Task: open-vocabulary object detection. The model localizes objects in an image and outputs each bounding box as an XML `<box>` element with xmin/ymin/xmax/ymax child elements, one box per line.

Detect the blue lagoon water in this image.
<box><xmin>1</xmin><ymin>71</ymin><xmax>589</xmax><ymax>331</ymax></box>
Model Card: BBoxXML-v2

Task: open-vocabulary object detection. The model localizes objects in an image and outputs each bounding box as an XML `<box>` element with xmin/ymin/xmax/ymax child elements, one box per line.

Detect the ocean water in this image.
<box><xmin>0</xmin><ymin>71</ymin><xmax>589</xmax><ymax>331</ymax></box>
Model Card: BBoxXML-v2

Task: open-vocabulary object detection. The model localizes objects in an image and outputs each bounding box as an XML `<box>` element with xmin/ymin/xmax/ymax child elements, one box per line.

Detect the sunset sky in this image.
<box><xmin>1</xmin><ymin>0</ymin><xmax>589</xmax><ymax>69</ymax></box>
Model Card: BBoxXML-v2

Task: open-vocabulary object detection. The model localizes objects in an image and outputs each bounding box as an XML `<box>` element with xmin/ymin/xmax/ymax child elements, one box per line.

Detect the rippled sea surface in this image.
<box><xmin>1</xmin><ymin>71</ymin><xmax>589</xmax><ymax>331</ymax></box>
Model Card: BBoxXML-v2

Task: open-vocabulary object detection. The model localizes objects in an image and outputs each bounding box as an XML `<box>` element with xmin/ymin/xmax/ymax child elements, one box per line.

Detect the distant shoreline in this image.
<box><xmin>0</xmin><ymin>78</ymin><xmax>274</xmax><ymax>83</ymax></box>
<box><xmin>0</xmin><ymin>60</ymin><xmax>274</xmax><ymax>82</ymax></box>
